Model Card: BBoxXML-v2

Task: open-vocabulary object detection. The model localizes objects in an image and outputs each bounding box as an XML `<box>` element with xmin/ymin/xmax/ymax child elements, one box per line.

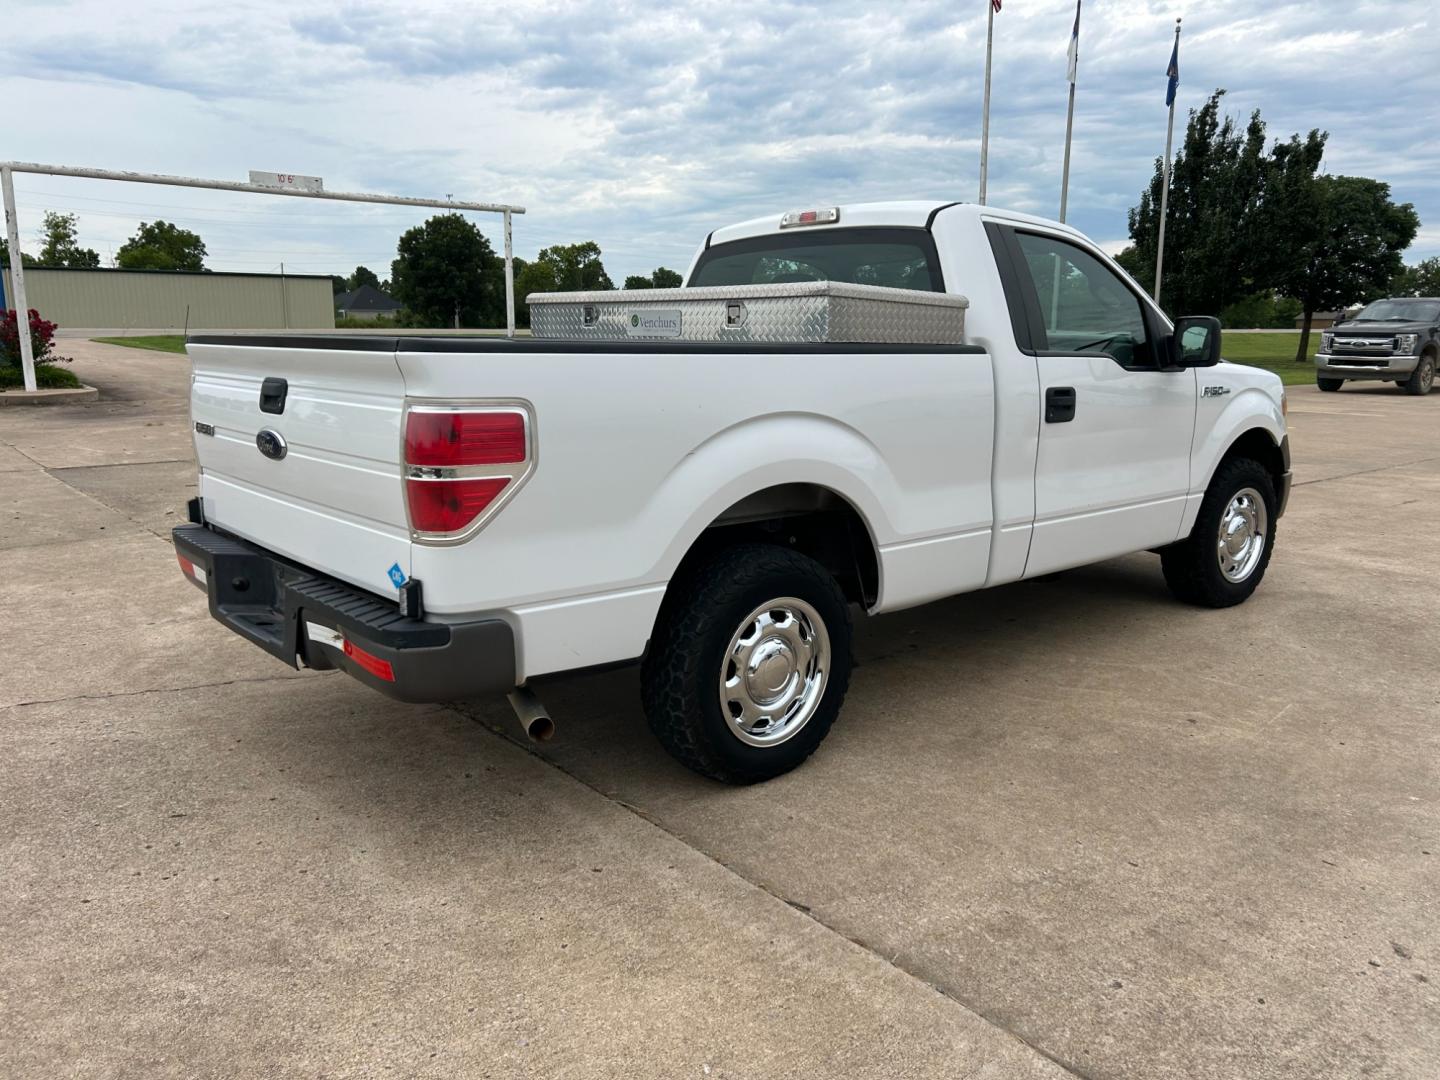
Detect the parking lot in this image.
<box><xmin>4</xmin><ymin>339</ymin><xmax>1437</xmax><ymax>1079</ymax></box>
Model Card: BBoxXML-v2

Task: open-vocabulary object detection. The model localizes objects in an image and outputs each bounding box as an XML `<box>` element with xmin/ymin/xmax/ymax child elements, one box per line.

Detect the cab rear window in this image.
<box><xmin>688</xmin><ymin>227</ymin><xmax>943</xmax><ymax>292</ymax></box>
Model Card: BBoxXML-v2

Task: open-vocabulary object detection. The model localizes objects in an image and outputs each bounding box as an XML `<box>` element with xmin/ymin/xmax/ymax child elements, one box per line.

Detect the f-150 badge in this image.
<box><xmin>1202</xmin><ymin>385</ymin><xmax>1231</xmax><ymax>397</ymax></box>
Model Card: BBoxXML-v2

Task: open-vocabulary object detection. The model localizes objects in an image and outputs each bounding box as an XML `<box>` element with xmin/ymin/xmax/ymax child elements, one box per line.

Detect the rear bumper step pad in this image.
<box><xmin>173</xmin><ymin>523</ymin><xmax>516</xmax><ymax>702</ymax></box>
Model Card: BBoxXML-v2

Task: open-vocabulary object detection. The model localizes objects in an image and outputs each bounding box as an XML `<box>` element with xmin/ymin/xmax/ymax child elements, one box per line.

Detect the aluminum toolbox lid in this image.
<box><xmin>527</xmin><ymin>281</ymin><xmax>969</xmax><ymax>344</ymax></box>
<box><xmin>526</xmin><ymin>280</ymin><xmax>970</xmax><ymax>310</ymax></box>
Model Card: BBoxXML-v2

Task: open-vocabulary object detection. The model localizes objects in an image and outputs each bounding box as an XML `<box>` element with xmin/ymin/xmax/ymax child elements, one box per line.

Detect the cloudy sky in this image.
<box><xmin>5</xmin><ymin>0</ymin><xmax>1438</xmax><ymax>283</ymax></box>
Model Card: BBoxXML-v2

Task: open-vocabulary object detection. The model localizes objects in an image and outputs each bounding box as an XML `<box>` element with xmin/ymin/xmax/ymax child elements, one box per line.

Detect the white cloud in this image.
<box><xmin>3</xmin><ymin>0</ymin><xmax>1437</xmax><ymax>284</ymax></box>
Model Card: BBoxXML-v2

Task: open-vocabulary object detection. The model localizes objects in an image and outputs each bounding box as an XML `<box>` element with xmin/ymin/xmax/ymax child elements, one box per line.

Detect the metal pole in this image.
<box><xmin>280</xmin><ymin>261</ymin><xmax>289</xmax><ymax>329</ymax></box>
<box><xmin>1</xmin><ymin>166</ymin><xmax>37</xmax><ymax>392</ymax></box>
<box><xmin>979</xmin><ymin>2</ymin><xmax>995</xmax><ymax>205</ymax></box>
<box><xmin>1060</xmin><ymin>0</ymin><xmax>1080</xmax><ymax>223</ymax></box>
<box><xmin>0</xmin><ymin>161</ymin><xmax>524</xmax><ymax>217</ymax></box>
<box><xmin>1059</xmin><ymin>82</ymin><xmax>1076</xmax><ymax>223</ymax></box>
<box><xmin>503</xmin><ymin>209</ymin><xmax>515</xmax><ymax>339</ymax></box>
<box><xmin>1153</xmin><ymin>18</ymin><xmax>1181</xmax><ymax>305</ymax></box>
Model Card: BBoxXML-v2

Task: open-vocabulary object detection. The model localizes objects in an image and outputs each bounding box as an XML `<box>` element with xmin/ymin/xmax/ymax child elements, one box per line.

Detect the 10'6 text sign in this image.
<box><xmin>248</xmin><ymin>171</ymin><xmax>324</xmax><ymax>193</ymax></box>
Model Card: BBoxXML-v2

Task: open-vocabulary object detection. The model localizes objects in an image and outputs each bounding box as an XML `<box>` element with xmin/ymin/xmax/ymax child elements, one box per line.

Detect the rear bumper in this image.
<box><xmin>1315</xmin><ymin>353</ymin><xmax>1418</xmax><ymax>379</ymax></box>
<box><xmin>172</xmin><ymin>523</ymin><xmax>516</xmax><ymax>703</ymax></box>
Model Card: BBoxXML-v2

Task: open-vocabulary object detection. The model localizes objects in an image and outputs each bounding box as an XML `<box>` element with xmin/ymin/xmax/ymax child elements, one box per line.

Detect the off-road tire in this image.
<box><xmin>1161</xmin><ymin>457</ymin><xmax>1277</xmax><ymax>608</ymax></box>
<box><xmin>1317</xmin><ymin>377</ymin><xmax>1343</xmax><ymax>392</ymax></box>
<box><xmin>1404</xmin><ymin>352</ymin><xmax>1435</xmax><ymax>396</ymax></box>
<box><xmin>640</xmin><ymin>544</ymin><xmax>853</xmax><ymax>784</ymax></box>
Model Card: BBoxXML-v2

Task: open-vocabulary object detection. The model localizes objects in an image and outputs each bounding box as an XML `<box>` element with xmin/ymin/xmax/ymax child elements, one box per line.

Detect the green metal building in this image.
<box><xmin>0</xmin><ymin>266</ymin><xmax>335</xmax><ymax>330</ymax></box>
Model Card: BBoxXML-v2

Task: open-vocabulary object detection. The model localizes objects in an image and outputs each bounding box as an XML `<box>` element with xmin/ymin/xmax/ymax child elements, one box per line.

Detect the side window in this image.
<box><xmin>1014</xmin><ymin>232</ymin><xmax>1152</xmax><ymax>367</ymax></box>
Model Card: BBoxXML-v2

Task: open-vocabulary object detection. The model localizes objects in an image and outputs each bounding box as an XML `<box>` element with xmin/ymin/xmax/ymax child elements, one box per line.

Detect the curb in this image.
<box><xmin>0</xmin><ymin>384</ymin><xmax>100</xmax><ymax>406</ymax></box>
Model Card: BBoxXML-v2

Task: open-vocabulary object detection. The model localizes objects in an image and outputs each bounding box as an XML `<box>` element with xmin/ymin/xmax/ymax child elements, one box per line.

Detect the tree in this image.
<box><xmin>0</xmin><ymin>238</ymin><xmax>37</xmax><ymax>268</ymax></box>
<box><xmin>622</xmin><ymin>266</ymin><xmax>683</xmax><ymax>290</ymax></box>
<box><xmin>1390</xmin><ymin>257</ymin><xmax>1440</xmax><ymax>297</ymax></box>
<box><xmin>1123</xmin><ymin>91</ymin><xmax>1271</xmax><ymax>314</ymax></box>
<box><xmin>328</xmin><ymin>275</ymin><xmax>349</xmax><ymax>295</ymax></box>
<box><xmin>1217</xmin><ymin>292</ymin><xmax>1302</xmax><ymax>330</ymax></box>
<box><xmin>117</xmin><ymin>220</ymin><xmax>206</xmax><ymax>271</ymax></box>
<box><xmin>389</xmin><ymin>213</ymin><xmax>504</xmax><ymax>327</ymax></box>
<box><xmin>515</xmin><ymin>242</ymin><xmax>614</xmax><ymax>299</ymax></box>
<box><xmin>1272</xmin><ymin>176</ymin><xmax>1418</xmax><ymax>360</ymax></box>
<box><xmin>37</xmin><ymin>212</ymin><xmax>100</xmax><ymax>268</ymax></box>
<box><xmin>348</xmin><ymin>265</ymin><xmax>381</xmax><ymax>292</ymax></box>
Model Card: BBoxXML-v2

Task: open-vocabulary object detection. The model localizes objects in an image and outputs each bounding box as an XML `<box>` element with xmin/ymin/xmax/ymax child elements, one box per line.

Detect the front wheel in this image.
<box><xmin>1317</xmin><ymin>377</ymin><xmax>1344</xmax><ymax>392</ymax></box>
<box><xmin>1404</xmin><ymin>353</ymin><xmax>1435</xmax><ymax>396</ymax></box>
<box><xmin>1161</xmin><ymin>458</ymin><xmax>1277</xmax><ymax>608</ymax></box>
<box><xmin>641</xmin><ymin>544</ymin><xmax>853</xmax><ymax>784</ymax></box>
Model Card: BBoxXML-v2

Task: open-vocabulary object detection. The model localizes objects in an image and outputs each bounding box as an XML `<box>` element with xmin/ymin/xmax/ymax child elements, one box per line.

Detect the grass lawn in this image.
<box><xmin>92</xmin><ymin>335</ymin><xmax>188</xmax><ymax>354</ymax></box>
<box><xmin>1221</xmin><ymin>332</ymin><xmax>1317</xmax><ymax>386</ymax></box>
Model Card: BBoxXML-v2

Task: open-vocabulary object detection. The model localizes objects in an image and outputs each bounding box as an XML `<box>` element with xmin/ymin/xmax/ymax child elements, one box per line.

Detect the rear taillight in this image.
<box><xmin>402</xmin><ymin>405</ymin><xmax>533</xmax><ymax>542</ymax></box>
<box><xmin>405</xmin><ymin>411</ymin><xmax>527</xmax><ymax>467</ymax></box>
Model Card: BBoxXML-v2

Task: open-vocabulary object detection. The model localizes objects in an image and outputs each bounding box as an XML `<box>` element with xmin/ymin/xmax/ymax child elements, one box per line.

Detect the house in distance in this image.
<box><xmin>335</xmin><ymin>283</ymin><xmax>403</xmax><ymax>322</ymax></box>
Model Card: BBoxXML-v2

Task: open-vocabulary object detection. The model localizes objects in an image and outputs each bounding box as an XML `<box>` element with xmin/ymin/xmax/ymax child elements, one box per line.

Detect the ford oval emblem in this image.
<box><xmin>256</xmin><ymin>428</ymin><xmax>288</xmax><ymax>460</ymax></box>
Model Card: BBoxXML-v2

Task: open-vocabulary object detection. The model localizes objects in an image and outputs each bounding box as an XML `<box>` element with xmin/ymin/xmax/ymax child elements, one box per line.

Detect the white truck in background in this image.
<box><xmin>173</xmin><ymin>201</ymin><xmax>1291</xmax><ymax>783</ymax></box>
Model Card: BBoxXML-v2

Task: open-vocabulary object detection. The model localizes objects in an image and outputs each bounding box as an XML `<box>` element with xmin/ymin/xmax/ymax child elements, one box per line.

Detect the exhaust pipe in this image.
<box><xmin>507</xmin><ymin>686</ymin><xmax>555</xmax><ymax>743</ymax></box>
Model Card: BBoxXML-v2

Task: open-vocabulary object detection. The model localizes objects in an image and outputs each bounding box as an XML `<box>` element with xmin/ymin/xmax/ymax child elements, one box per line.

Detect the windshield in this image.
<box><xmin>688</xmin><ymin>227</ymin><xmax>943</xmax><ymax>292</ymax></box>
<box><xmin>1350</xmin><ymin>299</ymin><xmax>1440</xmax><ymax>323</ymax></box>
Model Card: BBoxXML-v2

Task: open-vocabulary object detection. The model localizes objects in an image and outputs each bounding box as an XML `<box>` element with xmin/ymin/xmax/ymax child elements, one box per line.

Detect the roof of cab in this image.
<box><xmin>706</xmin><ymin>200</ymin><xmax>1089</xmax><ymax>247</ymax></box>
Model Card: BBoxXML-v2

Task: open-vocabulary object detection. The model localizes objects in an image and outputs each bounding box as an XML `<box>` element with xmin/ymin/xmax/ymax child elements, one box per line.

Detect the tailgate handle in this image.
<box><xmin>259</xmin><ymin>377</ymin><xmax>288</xmax><ymax>415</ymax></box>
<box><xmin>1044</xmin><ymin>386</ymin><xmax>1076</xmax><ymax>423</ymax></box>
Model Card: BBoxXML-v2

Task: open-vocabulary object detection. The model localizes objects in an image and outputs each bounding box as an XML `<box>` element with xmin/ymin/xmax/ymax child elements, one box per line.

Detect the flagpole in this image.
<box><xmin>1059</xmin><ymin>82</ymin><xmax>1076</xmax><ymax>223</ymax></box>
<box><xmin>1059</xmin><ymin>0</ymin><xmax>1080</xmax><ymax>223</ymax></box>
<box><xmin>1153</xmin><ymin>17</ymin><xmax>1181</xmax><ymax>305</ymax></box>
<box><xmin>979</xmin><ymin>0</ymin><xmax>995</xmax><ymax>205</ymax></box>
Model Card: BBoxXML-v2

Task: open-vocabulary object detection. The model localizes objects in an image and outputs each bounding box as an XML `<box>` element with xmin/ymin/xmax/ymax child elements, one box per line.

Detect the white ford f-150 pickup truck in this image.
<box><xmin>173</xmin><ymin>201</ymin><xmax>1291</xmax><ymax>783</ymax></box>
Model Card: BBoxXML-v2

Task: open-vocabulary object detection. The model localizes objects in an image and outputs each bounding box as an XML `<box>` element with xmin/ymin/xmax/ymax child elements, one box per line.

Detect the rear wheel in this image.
<box><xmin>1161</xmin><ymin>457</ymin><xmax>1276</xmax><ymax>608</ymax></box>
<box><xmin>1317</xmin><ymin>377</ymin><xmax>1344</xmax><ymax>392</ymax></box>
<box><xmin>1404</xmin><ymin>353</ymin><xmax>1435</xmax><ymax>396</ymax></box>
<box><xmin>641</xmin><ymin>544</ymin><xmax>852</xmax><ymax>783</ymax></box>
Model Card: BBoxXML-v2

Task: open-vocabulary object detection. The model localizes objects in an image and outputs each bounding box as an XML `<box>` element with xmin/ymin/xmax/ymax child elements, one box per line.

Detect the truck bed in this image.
<box><xmin>184</xmin><ymin>333</ymin><xmax>994</xmax><ymax>680</ymax></box>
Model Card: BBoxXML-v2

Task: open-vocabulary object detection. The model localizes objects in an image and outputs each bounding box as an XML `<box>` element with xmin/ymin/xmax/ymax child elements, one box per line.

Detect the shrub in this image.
<box><xmin>0</xmin><ymin>309</ymin><xmax>70</xmax><ymax>368</ymax></box>
<box><xmin>0</xmin><ymin>363</ymin><xmax>81</xmax><ymax>390</ymax></box>
<box><xmin>334</xmin><ymin>314</ymin><xmax>402</xmax><ymax>329</ymax></box>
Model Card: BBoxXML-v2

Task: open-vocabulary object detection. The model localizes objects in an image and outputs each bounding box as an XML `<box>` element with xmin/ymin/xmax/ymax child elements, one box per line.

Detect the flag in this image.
<box><xmin>992</xmin><ymin>0</ymin><xmax>1001</xmax><ymax>12</ymax></box>
<box><xmin>1165</xmin><ymin>35</ymin><xmax>1180</xmax><ymax>106</ymax></box>
<box><xmin>1066</xmin><ymin>0</ymin><xmax>1080</xmax><ymax>84</ymax></box>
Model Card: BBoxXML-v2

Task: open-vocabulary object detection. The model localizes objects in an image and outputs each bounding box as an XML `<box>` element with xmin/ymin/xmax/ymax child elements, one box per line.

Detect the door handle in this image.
<box><xmin>259</xmin><ymin>377</ymin><xmax>288</xmax><ymax>415</ymax></box>
<box><xmin>1045</xmin><ymin>386</ymin><xmax>1076</xmax><ymax>423</ymax></box>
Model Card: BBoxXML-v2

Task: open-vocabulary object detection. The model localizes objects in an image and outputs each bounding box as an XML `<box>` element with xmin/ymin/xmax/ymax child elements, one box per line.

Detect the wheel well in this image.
<box><xmin>674</xmin><ymin>484</ymin><xmax>880</xmax><ymax>607</ymax></box>
<box><xmin>1219</xmin><ymin>428</ymin><xmax>1284</xmax><ymax>492</ymax></box>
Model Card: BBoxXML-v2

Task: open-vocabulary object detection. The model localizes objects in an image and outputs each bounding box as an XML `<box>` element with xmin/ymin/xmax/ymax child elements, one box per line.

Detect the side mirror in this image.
<box><xmin>1170</xmin><ymin>315</ymin><xmax>1221</xmax><ymax>368</ymax></box>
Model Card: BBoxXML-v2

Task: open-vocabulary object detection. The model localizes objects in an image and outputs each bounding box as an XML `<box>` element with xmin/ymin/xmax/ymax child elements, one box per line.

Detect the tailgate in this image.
<box><xmin>187</xmin><ymin>337</ymin><xmax>411</xmax><ymax>598</ymax></box>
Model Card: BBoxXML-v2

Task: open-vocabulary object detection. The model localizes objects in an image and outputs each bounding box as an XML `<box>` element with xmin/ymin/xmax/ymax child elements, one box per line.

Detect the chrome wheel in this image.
<box><xmin>1420</xmin><ymin>358</ymin><xmax>1435</xmax><ymax>393</ymax></box>
<box><xmin>718</xmin><ymin>597</ymin><xmax>830</xmax><ymax>747</ymax></box>
<box><xmin>1216</xmin><ymin>486</ymin><xmax>1268</xmax><ymax>583</ymax></box>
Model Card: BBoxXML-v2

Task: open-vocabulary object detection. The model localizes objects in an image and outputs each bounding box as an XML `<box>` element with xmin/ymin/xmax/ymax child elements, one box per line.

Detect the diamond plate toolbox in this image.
<box><xmin>526</xmin><ymin>281</ymin><xmax>968</xmax><ymax>345</ymax></box>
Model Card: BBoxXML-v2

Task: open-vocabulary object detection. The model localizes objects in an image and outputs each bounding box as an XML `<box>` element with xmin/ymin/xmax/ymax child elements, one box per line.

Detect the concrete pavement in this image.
<box><xmin>3</xmin><ymin>339</ymin><xmax>1437</xmax><ymax>1078</ymax></box>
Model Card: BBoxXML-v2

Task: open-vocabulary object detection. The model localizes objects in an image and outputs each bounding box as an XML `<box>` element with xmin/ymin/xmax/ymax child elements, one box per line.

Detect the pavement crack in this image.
<box><xmin>451</xmin><ymin>701</ymin><xmax>1091</xmax><ymax>1080</ymax></box>
<box><xmin>1293</xmin><ymin>453</ymin><xmax>1440</xmax><ymax>487</ymax></box>
<box><xmin>6</xmin><ymin>672</ymin><xmax>315</xmax><ymax>709</ymax></box>
<box><xmin>46</xmin><ymin>459</ymin><xmax>192</xmax><ymax>471</ymax></box>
